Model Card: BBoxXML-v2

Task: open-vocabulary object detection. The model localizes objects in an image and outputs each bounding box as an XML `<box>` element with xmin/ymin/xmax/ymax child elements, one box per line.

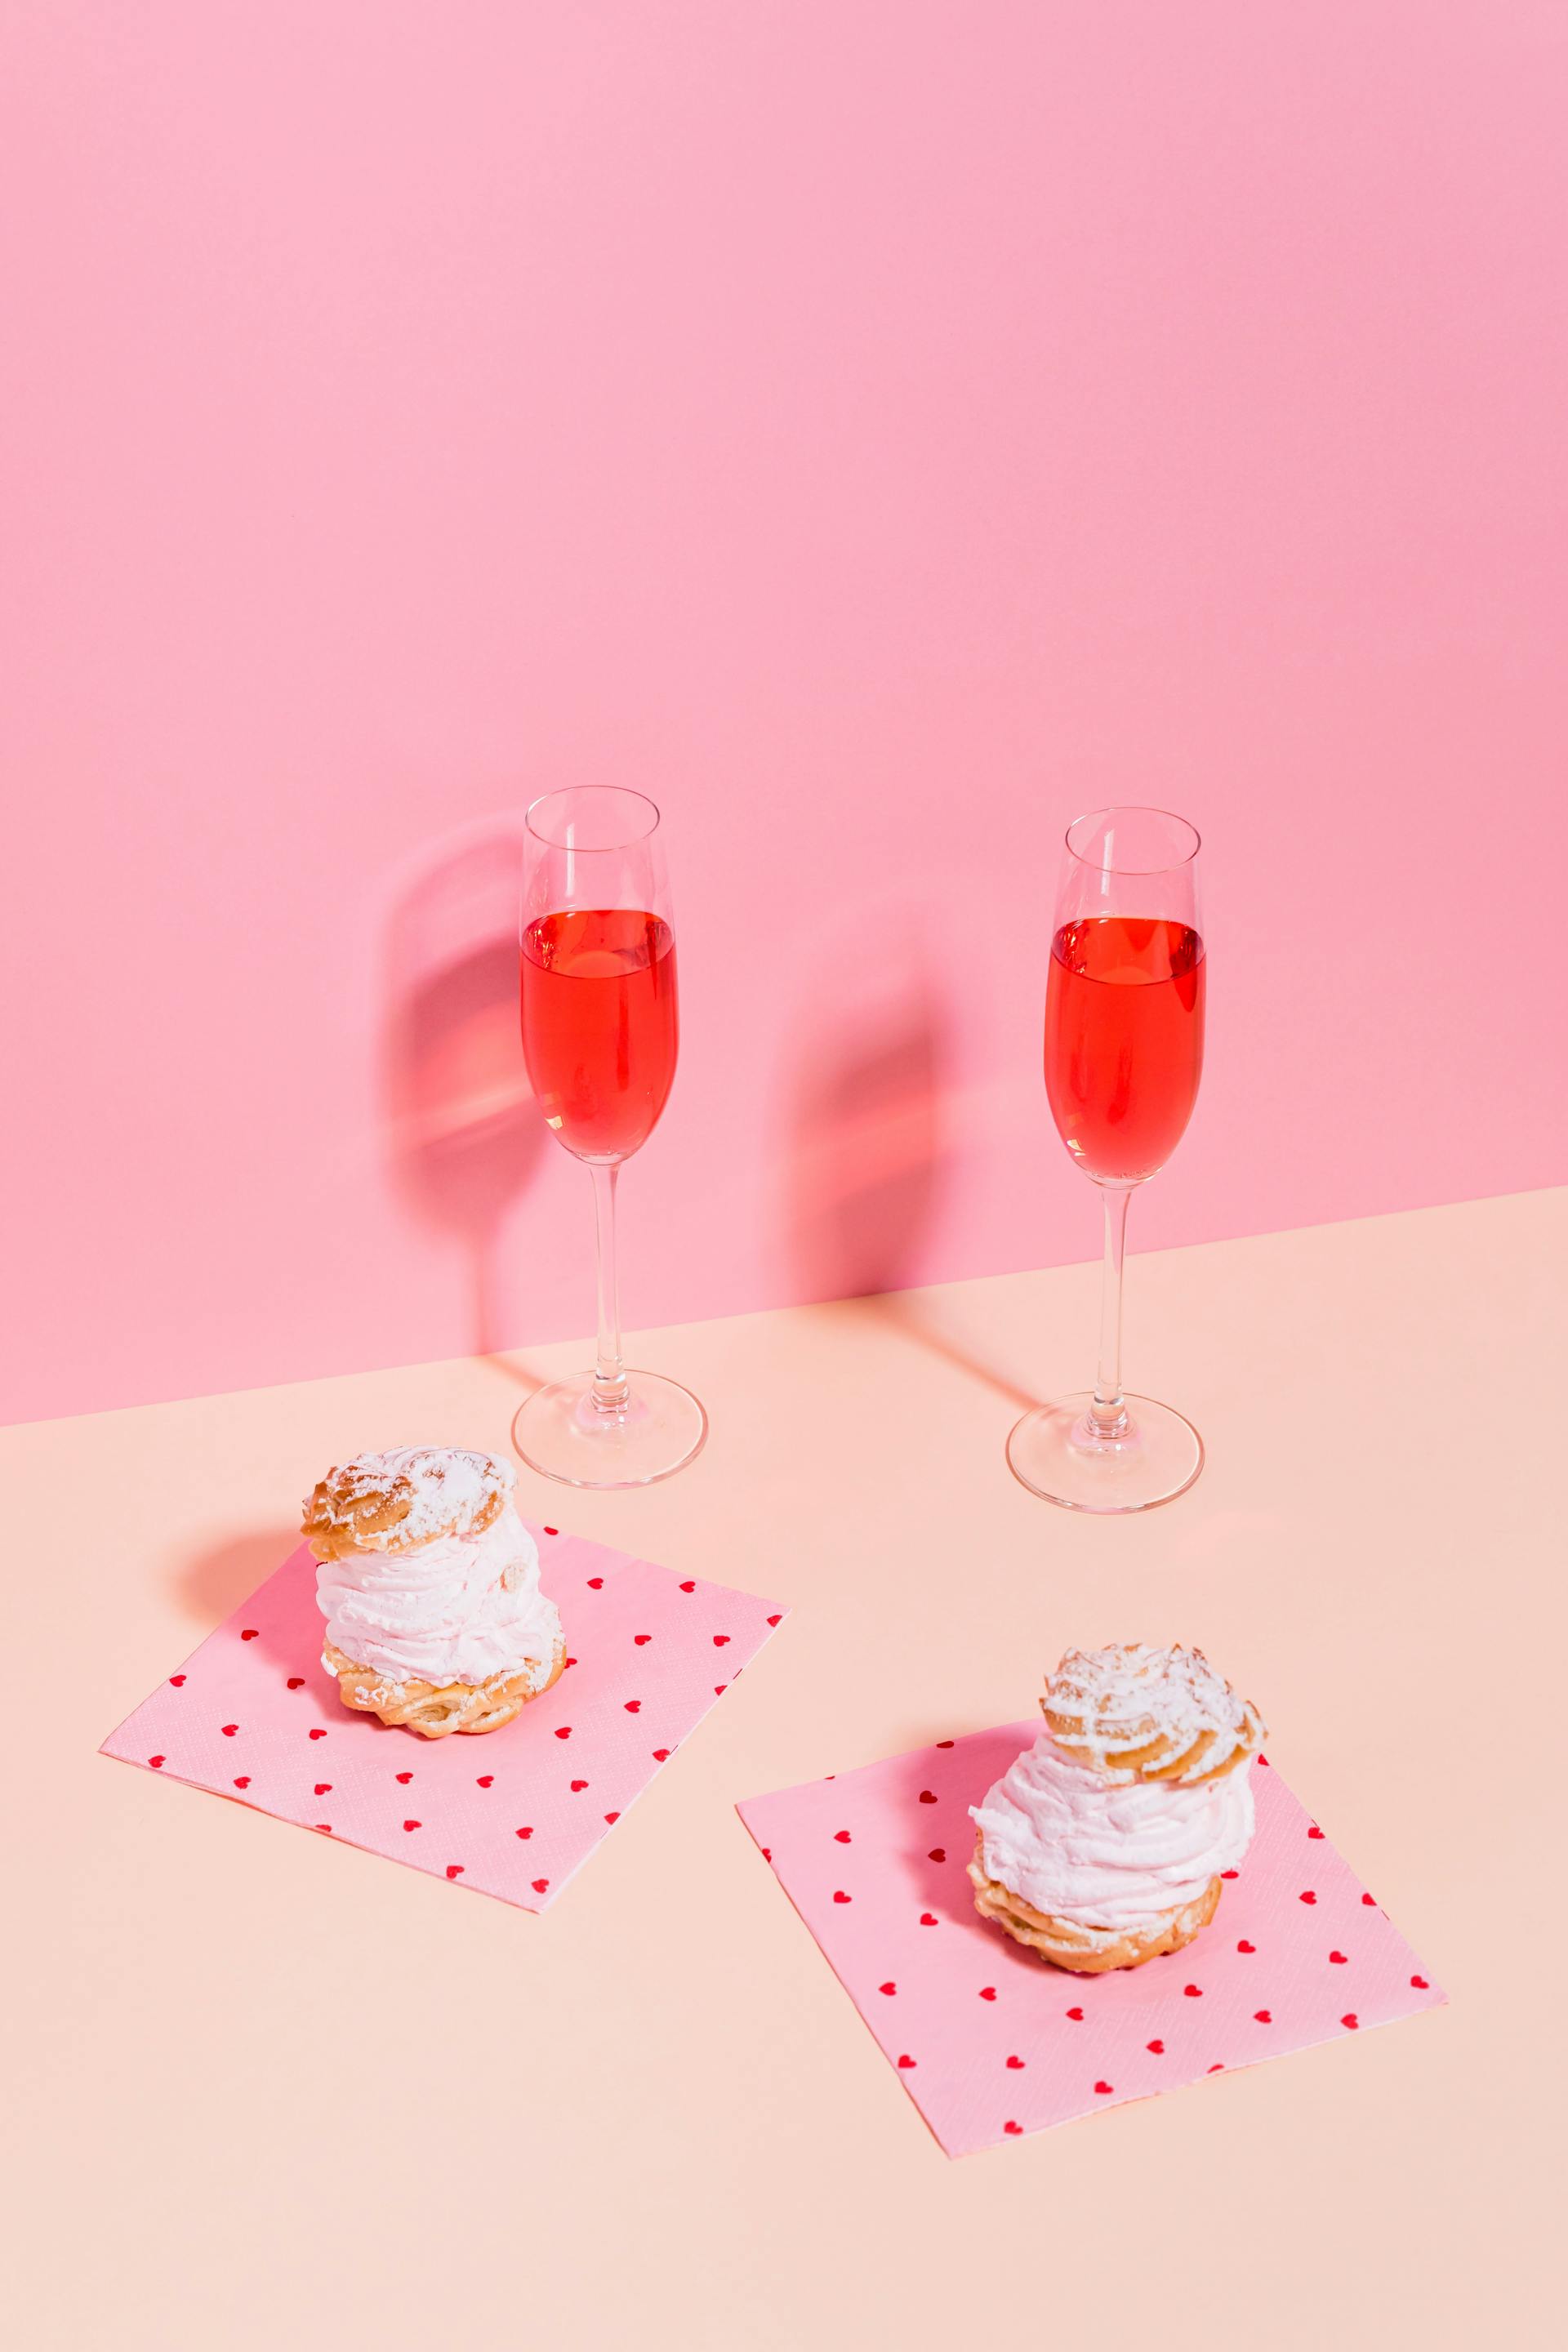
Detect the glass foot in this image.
<box><xmin>511</xmin><ymin>1369</ymin><xmax>707</xmax><ymax>1490</ymax></box>
<box><xmin>1006</xmin><ymin>1391</ymin><xmax>1203</xmax><ymax>1513</ymax></box>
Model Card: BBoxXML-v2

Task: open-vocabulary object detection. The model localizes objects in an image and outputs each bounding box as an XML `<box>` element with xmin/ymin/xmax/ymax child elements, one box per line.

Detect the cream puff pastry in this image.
<box><xmin>302</xmin><ymin>1446</ymin><xmax>564</xmax><ymax>1738</ymax></box>
<box><xmin>969</xmin><ymin>1644</ymin><xmax>1265</xmax><ymax>1971</ymax></box>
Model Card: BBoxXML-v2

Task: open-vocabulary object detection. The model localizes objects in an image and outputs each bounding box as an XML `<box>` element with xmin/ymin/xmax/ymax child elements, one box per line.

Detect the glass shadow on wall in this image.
<box><xmin>381</xmin><ymin>826</ymin><xmax>550</xmax><ymax>1360</ymax></box>
<box><xmin>778</xmin><ymin>896</ymin><xmax>1035</xmax><ymax>1410</ymax></box>
<box><xmin>169</xmin><ymin>829</ymin><xmax>549</xmax><ymax>1620</ymax></box>
<box><xmin>782</xmin><ymin>913</ymin><xmax>948</xmax><ymax>1303</ymax></box>
<box><xmin>779</xmin><ymin>892</ymin><xmax>1039</xmax><ymax>1411</ymax></box>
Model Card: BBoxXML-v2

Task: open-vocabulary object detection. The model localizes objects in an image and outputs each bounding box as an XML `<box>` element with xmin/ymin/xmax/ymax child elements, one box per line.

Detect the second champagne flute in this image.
<box><xmin>1008</xmin><ymin>805</ymin><xmax>1206</xmax><ymax>1512</ymax></box>
<box><xmin>514</xmin><ymin>786</ymin><xmax>706</xmax><ymax>1487</ymax></box>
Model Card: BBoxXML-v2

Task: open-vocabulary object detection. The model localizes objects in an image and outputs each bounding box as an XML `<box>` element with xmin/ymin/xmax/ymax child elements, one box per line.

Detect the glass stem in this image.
<box><xmin>1089</xmin><ymin>1183</ymin><xmax>1133</xmax><ymax>1438</ymax></box>
<box><xmin>590</xmin><ymin>1162</ymin><xmax>630</xmax><ymax>1414</ymax></box>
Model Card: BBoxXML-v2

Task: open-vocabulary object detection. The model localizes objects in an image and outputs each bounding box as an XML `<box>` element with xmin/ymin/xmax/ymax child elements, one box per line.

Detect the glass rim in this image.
<box><xmin>524</xmin><ymin>786</ymin><xmax>662</xmax><ymax>852</ymax></box>
<box><xmin>1064</xmin><ymin>804</ymin><xmax>1201</xmax><ymax>875</ymax></box>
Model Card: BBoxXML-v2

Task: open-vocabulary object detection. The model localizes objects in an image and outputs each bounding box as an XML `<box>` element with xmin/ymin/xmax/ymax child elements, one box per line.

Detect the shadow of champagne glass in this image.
<box><xmin>381</xmin><ymin>826</ymin><xmax>550</xmax><ymax>1358</ymax></box>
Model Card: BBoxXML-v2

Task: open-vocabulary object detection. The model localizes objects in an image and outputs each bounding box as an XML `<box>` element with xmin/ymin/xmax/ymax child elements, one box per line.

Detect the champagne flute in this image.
<box><xmin>1008</xmin><ymin>807</ymin><xmax>1205</xmax><ymax>1512</ymax></box>
<box><xmin>513</xmin><ymin>787</ymin><xmax>706</xmax><ymax>1486</ymax></box>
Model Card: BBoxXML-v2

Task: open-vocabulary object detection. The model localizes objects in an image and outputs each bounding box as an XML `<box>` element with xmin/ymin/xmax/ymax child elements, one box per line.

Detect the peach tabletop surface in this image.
<box><xmin>10</xmin><ymin>1190</ymin><xmax>1561</xmax><ymax>2350</ymax></box>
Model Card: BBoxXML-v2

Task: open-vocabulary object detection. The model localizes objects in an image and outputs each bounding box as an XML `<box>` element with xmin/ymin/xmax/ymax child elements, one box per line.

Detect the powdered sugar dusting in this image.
<box><xmin>1044</xmin><ymin>1643</ymin><xmax>1264</xmax><ymax>1784</ymax></box>
<box><xmin>310</xmin><ymin>1446</ymin><xmax>513</xmax><ymax>1551</ymax></box>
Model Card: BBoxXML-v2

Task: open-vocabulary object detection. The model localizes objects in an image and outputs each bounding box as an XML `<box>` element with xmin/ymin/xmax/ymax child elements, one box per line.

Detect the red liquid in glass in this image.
<box><xmin>520</xmin><ymin>909</ymin><xmax>679</xmax><ymax>1161</ymax></box>
<box><xmin>1044</xmin><ymin>915</ymin><xmax>1205</xmax><ymax>1183</ymax></box>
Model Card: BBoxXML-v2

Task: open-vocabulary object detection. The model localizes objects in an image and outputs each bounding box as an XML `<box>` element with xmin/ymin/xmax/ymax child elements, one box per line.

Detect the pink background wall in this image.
<box><xmin>3</xmin><ymin>2</ymin><xmax>1565</xmax><ymax>1428</ymax></box>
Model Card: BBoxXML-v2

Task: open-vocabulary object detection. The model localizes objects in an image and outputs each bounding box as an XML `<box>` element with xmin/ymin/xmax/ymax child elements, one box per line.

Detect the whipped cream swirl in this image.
<box><xmin>316</xmin><ymin>1497</ymin><xmax>561</xmax><ymax>1690</ymax></box>
<box><xmin>972</xmin><ymin>1732</ymin><xmax>1255</xmax><ymax>1933</ymax></box>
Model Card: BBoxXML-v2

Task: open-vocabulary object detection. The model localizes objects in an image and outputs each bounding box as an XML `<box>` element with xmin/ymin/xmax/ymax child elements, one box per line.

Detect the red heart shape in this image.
<box><xmin>835</xmin><ymin>1830</ymin><xmax>851</xmax><ymax>1843</ymax></box>
<box><xmin>233</xmin><ymin>1775</ymin><xmax>249</xmax><ymax>1788</ymax></box>
<box><xmin>1299</xmin><ymin>1890</ymin><xmax>1316</xmax><ymax>1904</ymax></box>
<box><xmin>1221</xmin><ymin>1869</ymin><xmax>1239</xmax><ymax>1879</ymax></box>
<box><xmin>403</xmin><ymin>1818</ymin><xmax>421</xmax><ymax>1831</ymax></box>
<box><xmin>1004</xmin><ymin>2121</ymin><xmax>1022</xmax><ymax>2135</ymax></box>
<box><xmin>897</xmin><ymin>2055</ymin><xmax>915</xmax><ymax>2069</ymax></box>
<box><xmin>287</xmin><ymin>1677</ymin><xmax>305</xmax><ymax>1690</ymax></box>
<box><xmin>555</xmin><ymin>1726</ymin><xmax>572</xmax><ymax>1739</ymax></box>
<box><xmin>565</xmin><ymin>1657</ymin><xmax>577</xmax><ymax>1668</ymax></box>
<box><xmin>1184</xmin><ymin>1984</ymin><xmax>1202</xmax><ymax>1998</ymax></box>
<box><xmin>241</xmin><ymin>1629</ymin><xmax>258</xmax><ymax>1641</ymax></box>
<box><xmin>713</xmin><ymin>1634</ymin><xmax>730</xmax><ymax>1647</ymax></box>
<box><xmin>1005</xmin><ymin>2056</ymin><xmax>1024</xmax><ymax>2069</ymax></box>
<box><xmin>1411</xmin><ymin>1974</ymin><xmax>1429</xmax><ymax>1989</ymax></box>
<box><xmin>570</xmin><ymin>1779</ymin><xmax>588</xmax><ymax>1793</ymax></box>
<box><xmin>604</xmin><ymin>1811</ymin><xmax>620</xmax><ymax>1824</ymax></box>
<box><xmin>715</xmin><ymin>1684</ymin><xmax>728</xmax><ymax>1695</ymax></box>
<box><xmin>679</xmin><ymin>1579</ymin><xmax>696</xmax><ymax>1592</ymax></box>
<box><xmin>314</xmin><ymin>1782</ymin><xmax>331</xmax><ymax>1796</ymax></box>
<box><xmin>1254</xmin><ymin>2009</ymin><xmax>1272</xmax><ymax>2022</ymax></box>
<box><xmin>1237</xmin><ymin>1940</ymin><xmax>1255</xmax><ymax>1953</ymax></box>
<box><xmin>833</xmin><ymin>1891</ymin><xmax>851</xmax><ymax>1904</ymax></box>
<box><xmin>635</xmin><ymin>1634</ymin><xmax>651</xmax><ymax>1646</ymax></box>
<box><xmin>766</xmin><ymin>1613</ymin><xmax>782</xmax><ymax>1626</ymax></box>
<box><xmin>1307</xmin><ymin>1824</ymin><xmax>1325</xmax><ymax>1838</ymax></box>
<box><xmin>1147</xmin><ymin>2039</ymin><xmax>1165</xmax><ymax>2054</ymax></box>
<box><xmin>169</xmin><ymin>1675</ymin><xmax>185</xmax><ymax>1687</ymax></box>
<box><xmin>761</xmin><ymin>1848</ymin><xmax>771</xmax><ymax>1860</ymax></box>
<box><xmin>1258</xmin><ymin>1753</ymin><xmax>1270</xmax><ymax>1766</ymax></box>
<box><xmin>928</xmin><ymin>1847</ymin><xmax>946</xmax><ymax>1863</ymax></box>
<box><xmin>1363</xmin><ymin>1892</ymin><xmax>1377</xmax><ymax>1905</ymax></box>
<box><xmin>396</xmin><ymin>1771</ymin><xmax>413</xmax><ymax>1784</ymax></box>
<box><xmin>1066</xmin><ymin>2007</ymin><xmax>1084</xmax><ymax>2021</ymax></box>
<box><xmin>936</xmin><ymin>1740</ymin><xmax>955</xmax><ymax>1748</ymax></box>
<box><xmin>316</xmin><ymin>1824</ymin><xmax>332</xmax><ymax>1833</ymax></box>
<box><xmin>1207</xmin><ymin>2063</ymin><xmax>1225</xmax><ymax>2074</ymax></box>
<box><xmin>1330</xmin><ymin>1950</ymin><xmax>1348</xmax><ymax>1964</ymax></box>
<box><xmin>309</xmin><ymin>1728</ymin><xmax>326</xmax><ymax>1740</ymax></box>
<box><xmin>221</xmin><ymin>1724</ymin><xmax>238</xmax><ymax>1737</ymax></box>
<box><xmin>531</xmin><ymin>1878</ymin><xmax>549</xmax><ymax>1893</ymax></box>
<box><xmin>1094</xmin><ymin>2081</ymin><xmax>1113</xmax><ymax>2096</ymax></box>
<box><xmin>918</xmin><ymin>1790</ymin><xmax>937</xmax><ymax>1804</ymax></box>
<box><xmin>919</xmin><ymin>1913</ymin><xmax>938</xmax><ymax>1927</ymax></box>
<box><xmin>978</xmin><ymin>1987</ymin><xmax>996</xmax><ymax>2001</ymax></box>
<box><xmin>587</xmin><ymin>1577</ymin><xmax>604</xmax><ymax>1589</ymax></box>
<box><xmin>515</xmin><ymin>1826</ymin><xmax>533</xmax><ymax>1839</ymax></box>
<box><xmin>476</xmin><ymin>1775</ymin><xmax>492</xmax><ymax>1788</ymax></box>
<box><xmin>624</xmin><ymin>1699</ymin><xmax>641</xmax><ymax>1713</ymax></box>
<box><xmin>445</xmin><ymin>1864</ymin><xmax>463</xmax><ymax>1879</ymax></box>
<box><xmin>1341</xmin><ymin>2013</ymin><xmax>1359</xmax><ymax>2029</ymax></box>
<box><xmin>879</xmin><ymin>1982</ymin><xmax>897</xmax><ymax>1996</ymax></box>
<box><xmin>653</xmin><ymin>1748</ymin><xmax>670</xmax><ymax>1762</ymax></box>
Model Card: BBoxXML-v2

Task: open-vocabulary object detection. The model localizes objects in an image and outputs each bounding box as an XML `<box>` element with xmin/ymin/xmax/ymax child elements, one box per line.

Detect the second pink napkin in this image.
<box><xmin>740</xmin><ymin>1724</ymin><xmax>1444</xmax><ymax>2155</ymax></box>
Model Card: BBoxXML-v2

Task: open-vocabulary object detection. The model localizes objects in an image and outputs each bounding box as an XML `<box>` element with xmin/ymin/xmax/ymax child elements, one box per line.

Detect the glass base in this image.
<box><xmin>1006</xmin><ymin>1391</ymin><xmax>1203</xmax><ymax>1514</ymax></box>
<box><xmin>511</xmin><ymin>1369</ymin><xmax>707</xmax><ymax>1490</ymax></box>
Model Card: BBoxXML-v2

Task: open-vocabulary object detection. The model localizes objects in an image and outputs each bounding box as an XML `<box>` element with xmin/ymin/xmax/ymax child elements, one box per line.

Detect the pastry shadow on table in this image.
<box><xmin>174</xmin><ymin>1525</ymin><xmax>301</xmax><ymax>1624</ymax></box>
<box><xmin>883</xmin><ymin>1726</ymin><xmax>1025</xmax><ymax>1919</ymax></box>
<box><xmin>172</xmin><ymin>1528</ymin><xmax>396</xmax><ymax>1721</ymax></box>
<box><xmin>777</xmin><ymin>895</ymin><xmax>1040</xmax><ymax>1413</ymax></box>
<box><xmin>380</xmin><ymin>822</ymin><xmax>552</xmax><ymax>1368</ymax></box>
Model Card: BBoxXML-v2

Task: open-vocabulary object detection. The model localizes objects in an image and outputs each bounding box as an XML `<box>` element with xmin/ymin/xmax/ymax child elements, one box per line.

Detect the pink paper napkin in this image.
<box><xmin>739</xmin><ymin>1723</ymin><xmax>1445</xmax><ymax>2156</ymax></box>
<box><xmin>105</xmin><ymin>1527</ymin><xmax>785</xmax><ymax>1909</ymax></box>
